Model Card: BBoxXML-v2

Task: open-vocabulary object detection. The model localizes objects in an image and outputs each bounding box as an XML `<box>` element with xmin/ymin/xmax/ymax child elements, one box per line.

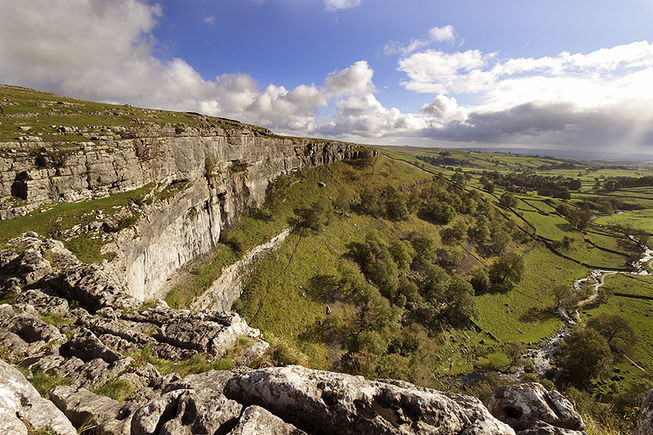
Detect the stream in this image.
<box><xmin>526</xmin><ymin>236</ymin><xmax>653</xmax><ymax>377</ymax></box>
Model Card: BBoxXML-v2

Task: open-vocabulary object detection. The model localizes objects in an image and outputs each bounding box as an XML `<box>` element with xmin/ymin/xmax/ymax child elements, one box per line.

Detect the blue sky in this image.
<box><xmin>1</xmin><ymin>0</ymin><xmax>653</xmax><ymax>154</ymax></box>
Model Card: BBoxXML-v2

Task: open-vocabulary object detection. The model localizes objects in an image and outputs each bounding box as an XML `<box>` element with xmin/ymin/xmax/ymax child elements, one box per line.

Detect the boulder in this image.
<box><xmin>0</xmin><ymin>359</ymin><xmax>76</xmax><ymax>435</ymax></box>
<box><xmin>488</xmin><ymin>383</ymin><xmax>584</xmax><ymax>433</ymax></box>
<box><xmin>224</xmin><ymin>365</ymin><xmax>515</xmax><ymax>434</ymax></box>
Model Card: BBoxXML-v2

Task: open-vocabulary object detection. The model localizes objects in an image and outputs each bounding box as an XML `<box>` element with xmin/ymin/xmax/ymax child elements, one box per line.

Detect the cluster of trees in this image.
<box><xmin>481</xmin><ymin>171</ymin><xmax>581</xmax><ymax>199</ymax></box>
<box><xmin>416</xmin><ymin>152</ymin><xmax>472</xmax><ymax>168</ymax></box>
<box><xmin>556</xmin><ymin>203</ymin><xmax>593</xmax><ymax>231</ymax></box>
<box><xmin>599</xmin><ymin>175</ymin><xmax>653</xmax><ymax>192</ymax></box>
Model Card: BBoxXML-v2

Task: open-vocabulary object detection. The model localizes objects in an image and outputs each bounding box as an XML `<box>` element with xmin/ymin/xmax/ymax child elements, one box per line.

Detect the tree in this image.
<box><xmin>440</xmin><ymin>277</ymin><xmax>476</xmax><ymax>327</ymax></box>
<box><xmin>503</xmin><ymin>341</ymin><xmax>526</xmax><ymax>369</ymax></box>
<box><xmin>489</xmin><ymin>229</ymin><xmax>511</xmax><ymax>255</ymax></box>
<box><xmin>440</xmin><ymin>221</ymin><xmax>468</xmax><ymax>245</ymax></box>
<box><xmin>470</xmin><ymin>270</ymin><xmax>490</xmax><ymax>294</ymax></box>
<box><xmin>567</xmin><ymin>206</ymin><xmax>592</xmax><ymax>231</ymax></box>
<box><xmin>488</xmin><ymin>253</ymin><xmax>524</xmax><ymax>292</ymax></box>
<box><xmin>423</xmin><ymin>201</ymin><xmax>456</xmax><ymax>225</ymax></box>
<box><xmin>499</xmin><ymin>192</ymin><xmax>518</xmax><ymax>208</ymax></box>
<box><xmin>587</xmin><ymin>313</ymin><xmax>636</xmax><ymax>351</ymax></box>
<box><xmin>295</xmin><ymin>200</ymin><xmax>333</xmax><ymax>232</ymax></box>
<box><xmin>550</xmin><ymin>283</ymin><xmax>571</xmax><ymax>306</ymax></box>
<box><xmin>558</xmin><ymin>326</ymin><xmax>613</xmax><ymax>388</ymax></box>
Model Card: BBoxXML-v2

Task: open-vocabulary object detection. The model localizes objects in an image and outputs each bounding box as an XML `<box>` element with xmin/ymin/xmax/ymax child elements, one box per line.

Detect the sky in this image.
<box><xmin>1</xmin><ymin>0</ymin><xmax>653</xmax><ymax>156</ymax></box>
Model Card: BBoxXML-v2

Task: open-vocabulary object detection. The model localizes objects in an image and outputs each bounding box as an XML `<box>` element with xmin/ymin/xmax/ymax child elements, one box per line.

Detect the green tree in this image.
<box><xmin>567</xmin><ymin>206</ymin><xmax>592</xmax><ymax>231</ymax></box>
<box><xmin>558</xmin><ymin>326</ymin><xmax>613</xmax><ymax>388</ymax></box>
<box><xmin>423</xmin><ymin>201</ymin><xmax>456</xmax><ymax>225</ymax></box>
<box><xmin>440</xmin><ymin>277</ymin><xmax>476</xmax><ymax>327</ymax></box>
<box><xmin>587</xmin><ymin>313</ymin><xmax>636</xmax><ymax>351</ymax></box>
<box><xmin>470</xmin><ymin>270</ymin><xmax>490</xmax><ymax>294</ymax></box>
<box><xmin>499</xmin><ymin>192</ymin><xmax>518</xmax><ymax>208</ymax></box>
<box><xmin>294</xmin><ymin>200</ymin><xmax>333</xmax><ymax>232</ymax></box>
<box><xmin>488</xmin><ymin>253</ymin><xmax>524</xmax><ymax>292</ymax></box>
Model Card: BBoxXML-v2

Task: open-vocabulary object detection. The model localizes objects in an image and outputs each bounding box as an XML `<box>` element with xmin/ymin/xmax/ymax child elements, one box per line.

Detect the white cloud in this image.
<box><xmin>203</xmin><ymin>16</ymin><xmax>215</xmax><ymax>25</ymax></box>
<box><xmin>429</xmin><ymin>25</ymin><xmax>455</xmax><ymax>42</ymax></box>
<box><xmin>324</xmin><ymin>0</ymin><xmax>361</xmax><ymax>12</ymax></box>
<box><xmin>324</xmin><ymin>61</ymin><xmax>375</xmax><ymax>96</ymax></box>
<box><xmin>384</xmin><ymin>25</ymin><xmax>457</xmax><ymax>56</ymax></box>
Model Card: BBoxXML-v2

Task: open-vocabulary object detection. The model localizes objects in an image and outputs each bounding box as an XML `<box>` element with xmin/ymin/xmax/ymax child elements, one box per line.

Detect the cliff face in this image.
<box><xmin>0</xmin><ymin>130</ymin><xmax>361</xmax><ymax>299</ymax></box>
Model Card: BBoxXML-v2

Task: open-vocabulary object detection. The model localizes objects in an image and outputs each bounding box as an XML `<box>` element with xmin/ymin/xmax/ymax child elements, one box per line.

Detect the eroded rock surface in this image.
<box><xmin>488</xmin><ymin>383</ymin><xmax>585</xmax><ymax>434</ymax></box>
<box><xmin>0</xmin><ymin>359</ymin><xmax>76</xmax><ymax>435</ymax></box>
<box><xmin>224</xmin><ymin>365</ymin><xmax>515</xmax><ymax>434</ymax></box>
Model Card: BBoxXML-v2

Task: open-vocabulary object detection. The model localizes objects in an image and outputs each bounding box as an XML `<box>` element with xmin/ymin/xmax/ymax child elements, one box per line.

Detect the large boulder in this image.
<box><xmin>634</xmin><ymin>388</ymin><xmax>653</xmax><ymax>435</ymax></box>
<box><xmin>224</xmin><ymin>365</ymin><xmax>515</xmax><ymax>434</ymax></box>
<box><xmin>0</xmin><ymin>359</ymin><xmax>76</xmax><ymax>435</ymax></box>
<box><xmin>488</xmin><ymin>383</ymin><xmax>584</xmax><ymax>433</ymax></box>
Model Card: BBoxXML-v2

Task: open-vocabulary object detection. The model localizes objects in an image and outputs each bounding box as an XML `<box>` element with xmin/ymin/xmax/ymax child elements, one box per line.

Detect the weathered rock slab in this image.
<box><xmin>0</xmin><ymin>360</ymin><xmax>76</xmax><ymax>435</ymax></box>
<box><xmin>224</xmin><ymin>365</ymin><xmax>515</xmax><ymax>434</ymax></box>
<box><xmin>488</xmin><ymin>383</ymin><xmax>584</xmax><ymax>433</ymax></box>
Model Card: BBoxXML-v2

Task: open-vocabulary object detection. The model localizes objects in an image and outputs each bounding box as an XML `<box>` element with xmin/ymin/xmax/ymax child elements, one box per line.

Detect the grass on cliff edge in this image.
<box><xmin>165</xmin><ymin>155</ymin><xmax>431</xmax><ymax>308</ymax></box>
<box><xmin>0</xmin><ymin>84</ymin><xmax>272</xmax><ymax>142</ymax></box>
<box><xmin>0</xmin><ymin>184</ymin><xmax>153</xmax><ymax>263</ymax></box>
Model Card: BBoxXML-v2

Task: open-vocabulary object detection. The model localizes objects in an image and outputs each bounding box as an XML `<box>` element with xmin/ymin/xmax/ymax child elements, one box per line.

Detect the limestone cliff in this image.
<box><xmin>0</xmin><ymin>128</ymin><xmax>361</xmax><ymax>299</ymax></box>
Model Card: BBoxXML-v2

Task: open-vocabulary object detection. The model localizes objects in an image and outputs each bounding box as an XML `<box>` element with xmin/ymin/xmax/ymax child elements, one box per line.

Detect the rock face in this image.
<box><xmin>0</xmin><ymin>359</ymin><xmax>76</xmax><ymax>435</ymax></box>
<box><xmin>0</xmin><ymin>132</ymin><xmax>361</xmax><ymax>300</ymax></box>
<box><xmin>634</xmin><ymin>388</ymin><xmax>653</xmax><ymax>435</ymax></box>
<box><xmin>224</xmin><ymin>365</ymin><xmax>515</xmax><ymax>434</ymax></box>
<box><xmin>488</xmin><ymin>383</ymin><xmax>585</xmax><ymax>434</ymax></box>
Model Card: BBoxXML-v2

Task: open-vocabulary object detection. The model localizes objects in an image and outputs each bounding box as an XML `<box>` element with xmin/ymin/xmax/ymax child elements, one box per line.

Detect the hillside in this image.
<box><xmin>0</xmin><ymin>86</ymin><xmax>651</xmax><ymax>434</ymax></box>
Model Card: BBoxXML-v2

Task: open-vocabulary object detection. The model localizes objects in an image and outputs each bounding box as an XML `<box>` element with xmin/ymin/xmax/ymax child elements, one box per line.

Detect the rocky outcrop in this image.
<box><xmin>0</xmin><ymin>235</ymin><xmax>263</xmax><ymax>394</ymax></box>
<box><xmin>224</xmin><ymin>365</ymin><xmax>515</xmax><ymax>434</ymax></box>
<box><xmin>488</xmin><ymin>383</ymin><xmax>585</xmax><ymax>434</ymax></box>
<box><xmin>0</xmin><ymin>359</ymin><xmax>76</xmax><ymax>435</ymax></box>
<box><xmin>634</xmin><ymin>388</ymin><xmax>653</xmax><ymax>435</ymax></box>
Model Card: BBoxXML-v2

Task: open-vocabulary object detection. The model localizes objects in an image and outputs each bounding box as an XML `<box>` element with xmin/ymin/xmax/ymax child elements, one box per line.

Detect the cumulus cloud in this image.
<box><xmin>429</xmin><ymin>25</ymin><xmax>455</xmax><ymax>42</ymax></box>
<box><xmin>203</xmin><ymin>16</ymin><xmax>216</xmax><ymax>25</ymax></box>
<box><xmin>0</xmin><ymin>0</ymin><xmax>334</xmax><ymax>134</ymax></box>
<box><xmin>384</xmin><ymin>25</ymin><xmax>457</xmax><ymax>56</ymax></box>
<box><xmin>324</xmin><ymin>0</ymin><xmax>361</xmax><ymax>12</ymax></box>
<box><xmin>324</xmin><ymin>61</ymin><xmax>375</xmax><ymax>96</ymax></box>
<box><xmin>395</xmin><ymin>41</ymin><xmax>653</xmax><ymax>152</ymax></box>
<box><xmin>2</xmin><ymin>0</ymin><xmax>653</xmax><ymax>153</ymax></box>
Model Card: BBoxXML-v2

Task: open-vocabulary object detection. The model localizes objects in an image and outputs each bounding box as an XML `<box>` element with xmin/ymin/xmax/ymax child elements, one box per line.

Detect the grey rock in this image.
<box><xmin>50</xmin><ymin>385</ymin><xmax>133</xmax><ymax>433</ymax></box>
<box><xmin>229</xmin><ymin>405</ymin><xmax>306</xmax><ymax>435</ymax></box>
<box><xmin>61</xmin><ymin>330</ymin><xmax>122</xmax><ymax>363</ymax></box>
<box><xmin>634</xmin><ymin>388</ymin><xmax>653</xmax><ymax>435</ymax></box>
<box><xmin>488</xmin><ymin>383</ymin><xmax>584</xmax><ymax>432</ymax></box>
<box><xmin>224</xmin><ymin>365</ymin><xmax>515</xmax><ymax>434</ymax></box>
<box><xmin>516</xmin><ymin>421</ymin><xmax>585</xmax><ymax>434</ymax></box>
<box><xmin>0</xmin><ymin>359</ymin><xmax>76</xmax><ymax>435</ymax></box>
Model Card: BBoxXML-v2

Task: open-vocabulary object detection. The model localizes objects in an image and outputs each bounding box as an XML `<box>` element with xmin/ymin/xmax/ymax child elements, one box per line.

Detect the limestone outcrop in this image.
<box><xmin>0</xmin><ymin>359</ymin><xmax>77</xmax><ymax>435</ymax></box>
<box><xmin>488</xmin><ymin>383</ymin><xmax>585</xmax><ymax>434</ymax></box>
